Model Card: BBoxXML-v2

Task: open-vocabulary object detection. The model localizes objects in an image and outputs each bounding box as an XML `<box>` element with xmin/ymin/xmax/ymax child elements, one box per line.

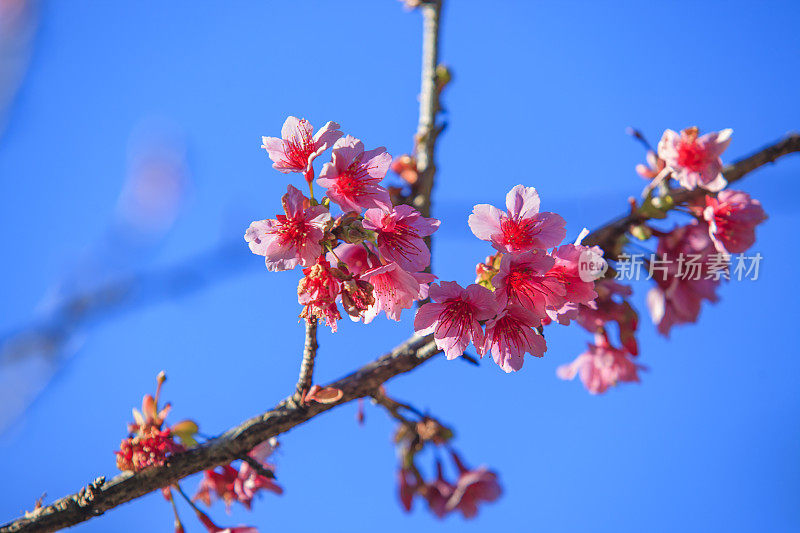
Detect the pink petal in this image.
<box><xmin>468</xmin><ymin>204</ymin><xmax>503</xmax><ymax>241</ymax></box>
<box><xmin>505</xmin><ymin>184</ymin><xmax>541</xmax><ymax>219</ymax></box>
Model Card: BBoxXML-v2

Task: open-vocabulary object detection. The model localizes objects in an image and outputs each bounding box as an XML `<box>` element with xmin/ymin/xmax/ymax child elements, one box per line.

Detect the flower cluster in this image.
<box><xmin>386</xmin><ymin>395</ymin><xmax>502</xmax><ymax>519</ymax></box>
<box><xmin>247</xmin><ymin>116</ymin><xmax>439</xmax><ymax>331</ymax></box>
<box><xmin>631</xmin><ymin>128</ymin><xmax>767</xmax><ymax>335</ymax></box>
<box><xmin>118</xmin><ymin>374</ymin><xmax>283</xmax><ymax>533</ymax></box>
<box><xmin>400</xmin><ymin>454</ymin><xmax>502</xmax><ymax>520</ymax></box>
<box><xmin>557</xmin><ymin>332</ymin><xmax>643</xmax><ymax>394</ymax></box>
<box><xmin>415</xmin><ymin>185</ymin><xmax>605</xmax><ymax>373</ymax></box>
<box><xmin>115</xmin><ymin>372</ymin><xmax>196</xmax><ymax>472</ymax></box>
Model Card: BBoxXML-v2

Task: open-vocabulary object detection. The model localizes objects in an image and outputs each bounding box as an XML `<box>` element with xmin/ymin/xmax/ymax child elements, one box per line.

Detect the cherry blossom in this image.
<box><xmin>261</xmin><ymin>116</ymin><xmax>342</xmax><ymax>181</ymax></box>
<box><xmin>414</xmin><ymin>281</ymin><xmax>498</xmax><ymax>360</ymax></box>
<box><xmin>235</xmin><ymin>440</ymin><xmax>283</xmax><ymax>508</ymax></box>
<box><xmin>657</xmin><ymin>126</ymin><xmax>732</xmax><ymax>192</ymax></box>
<box><xmin>468</xmin><ymin>185</ymin><xmax>566</xmax><ymax>253</ymax></box>
<box><xmin>702</xmin><ymin>189</ymin><xmax>767</xmax><ymax>253</ymax></box>
<box><xmin>445</xmin><ymin>452</ymin><xmax>502</xmax><ymax>519</ymax></box>
<box><xmin>549</xmin><ymin>242</ymin><xmax>604</xmax><ymax>303</ymax></box>
<box><xmin>646</xmin><ymin>222</ymin><xmax>720</xmax><ymax>336</ymax></box>
<box><xmin>541</xmin><ymin>240</ymin><xmax>605</xmax><ymax>324</ymax></box>
<box><xmin>116</xmin><ymin>372</ymin><xmax>190</xmax><ymax>472</ymax></box>
<box><xmin>317</xmin><ymin>135</ymin><xmax>392</xmax><ymax>212</ymax></box>
<box><xmin>423</xmin><ymin>463</ymin><xmax>456</xmax><ymax>519</ymax></box>
<box><xmin>245</xmin><ymin>185</ymin><xmax>331</xmax><ymax>272</ymax></box>
<box><xmin>194</xmin><ymin>440</ymin><xmax>282</xmax><ymax>512</ymax></box>
<box><xmin>557</xmin><ymin>334</ymin><xmax>642</xmax><ymax>394</ymax></box>
<box><xmin>360</xmin><ymin>262</ymin><xmax>433</xmax><ymax>323</ymax></box>
<box><xmin>491</xmin><ymin>250</ymin><xmax>560</xmax><ymax>317</ymax></box>
<box><xmin>363</xmin><ymin>205</ymin><xmax>440</xmax><ymax>272</ymax></box>
<box><xmin>481</xmin><ymin>305</ymin><xmax>547</xmax><ymax>372</ymax></box>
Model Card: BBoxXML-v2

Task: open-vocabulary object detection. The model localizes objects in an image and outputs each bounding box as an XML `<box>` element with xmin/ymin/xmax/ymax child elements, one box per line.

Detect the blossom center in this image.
<box><xmin>500</xmin><ymin>217</ymin><xmax>540</xmax><ymax>248</ymax></box>
<box><xmin>276</xmin><ymin>215</ymin><xmax>309</xmax><ymax>245</ymax></box>
<box><xmin>336</xmin><ymin>158</ymin><xmax>377</xmax><ymax>197</ymax></box>
<box><xmin>437</xmin><ymin>300</ymin><xmax>474</xmax><ymax>337</ymax></box>
<box><xmin>381</xmin><ymin>222</ymin><xmax>423</xmax><ymax>260</ymax></box>
<box><xmin>676</xmin><ymin>140</ymin><xmax>708</xmax><ymax>172</ymax></box>
<box><xmin>284</xmin><ymin>122</ymin><xmax>315</xmax><ymax>168</ymax></box>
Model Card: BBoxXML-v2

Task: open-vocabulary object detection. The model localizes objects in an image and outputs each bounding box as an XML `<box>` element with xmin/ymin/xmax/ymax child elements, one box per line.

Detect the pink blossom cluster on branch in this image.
<box><xmin>115</xmin><ymin>373</ymin><xmax>282</xmax><ymax>533</ymax></box>
<box><xmin>634</xmin><ymin>127</ymin><xmax>766</xmax><ymax>336</ymax></box>
<box><xmin>246</xmin><ymin>116</ymin><xmax>439</xmax><ymax>332</ymax></box>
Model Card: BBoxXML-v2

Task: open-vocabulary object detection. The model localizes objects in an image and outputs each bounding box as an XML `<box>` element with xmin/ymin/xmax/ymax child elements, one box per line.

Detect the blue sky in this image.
<box><xmin>1</xmin><ymin>1</ymin><xmax>799</xmax><ymax>532</ymax></box>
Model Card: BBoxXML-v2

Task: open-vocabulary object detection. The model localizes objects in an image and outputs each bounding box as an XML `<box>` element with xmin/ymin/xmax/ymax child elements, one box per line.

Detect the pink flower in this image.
<box><xmin>234</xmin><ymin>450</ymin><xmax>283</xmax><ymax>509</ymax></box>
<box><xmin>576</xmin><ymin>279</ymin><xmax>638</xmax><ymax>356</ymax></box>
<box><xmin>646</xmin><ymin>222</ymin><xmax>720</xmax><ymax>336</ymax></box>
<box><xmin>657</xmin><ymin>126</ymin><xmax>732</xmax><ymax>192</ymax></box>
<box><xmin>636</xmin><ymin>150</ymin><xmax>666</xmax><ymax>179</ymax></box>
<box><xmin>482</xmin><ymin>305</ymin><xmax>547</xmax><ymax>372</ymax></box>
<box><xmin>261</xmin><ymin>116</ymin><xmax>342</xmax><ymax>181</ymax></box>
<box><xmin>297</xmin><ymin>257</ymin><xmax>342</xmax><ymax>331</ymax></box>
<box><xmin>468</xmin><ymin>185</ymin><xmax>566</xmax><ymax>253</ymax></box>
<box><xmin>542</xmin><ymin>241</ymin><xmax>605</xmax><ymax>324</ymax></box>
<box><xmin>445</xmin><ymin>452</ymin><xmax>502</xmax><ymax>519</ymax></box>
<box><xmin>317</xmin><ymin>135</ymin><xmax>392</xmax><ymax>213</ymax></box>
<box><xmin>245</xmin><ymin>185</ymin><xmax>331</xmax><ymax>271</ymax></box>
<box><xmin>647</xmin><ymin>278</ymin><xmax>719</xmax><ymax>337</ymax></box>
<box><xmin>491</xmin><ymin>250</ymin><xmax>561</xmax><ymax>317</ymax></box>
<box><xmin>414</xmin><ymin>282</ymin><xmax>498</xmax><ymax>360</ymax></box>
<box><xmin>703</xmin><ymin>190</ymin><xmax>767</xmax><ymax>253</ymax></box>
<box><xmin>360</xmin><ymin>262</ymin><xmax>433</xmax><ymax>323</ymax></box>
<box><xmin>194</xmin><ymin>440</ymin><xmax>282</xmax><ymax>513</ymax></box>
<box><xmin>557</xmin><ymin>334</ymin><xmax>642</xmax><ymax>394</ymax></box>
<box><xmin>423</xmin><ymin>463</ymin><xmax>456</xmax><ymax>519</ymax></box>
<box><xmin>362</xmin><ymin>205</ymin><xmax>440</xmax><ymax>272</ymax></box>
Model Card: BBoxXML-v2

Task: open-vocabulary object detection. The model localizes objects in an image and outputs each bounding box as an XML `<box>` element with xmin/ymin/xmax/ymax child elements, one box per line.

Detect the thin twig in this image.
<box><xmin>293</xmin><ymin>318</ymin><xmax>318</xmax><ymax>403</ymax></box>
<box><xmin>371</xmin><ymin>391</ymin><xmax>418</xmax><ymax>431</ymax></box>
<box><xmin>412</xmin><ymin>0</ymin><xmax>442</xmax><ymax>220</ymax></box>
<box><xmin>239</xmin><ymin>456</ymin><xmax>276</xmax><ymax>480</ymax></box>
